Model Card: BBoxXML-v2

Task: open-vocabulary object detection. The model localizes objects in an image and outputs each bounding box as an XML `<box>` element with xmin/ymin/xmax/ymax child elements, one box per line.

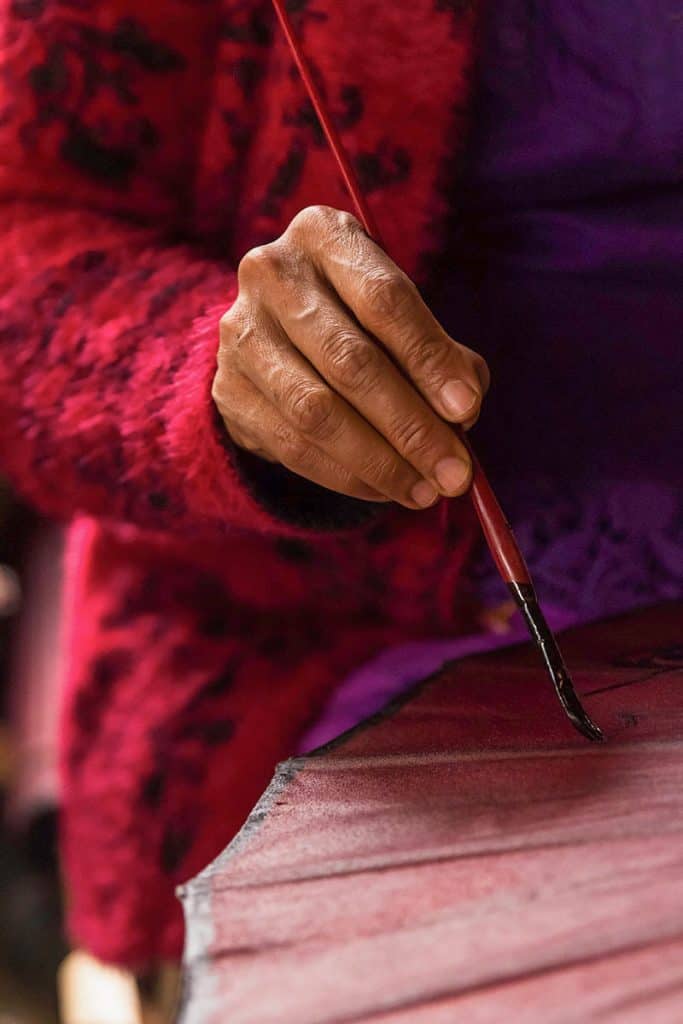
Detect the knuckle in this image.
<box><xmin>287</xmin><ymin>382</ymin><xmax>336</xmax><ymax>437</ymax></box>
<box><xmin>324</xmin><ymin>330</ymin><xmax>377</xmax><ymax>390</ymax></box>
<box><xmin>362</xmin><ymin>452</ymin><xmax>405</xmax><ymax>493</ymax></box>
<box><xmin>335</xmin><ymin>209</ymin><xmax>361</xmax><ymax>234</ymax></box>
<box><xmin>328</xmin><ymin>209</ymin><xmax>363</xmax><ymax>247</ymax></box>
<box><xmin>360</xmin><ymin>270</ymin><xmax>415</xmax><ymax>322</ymax></box>
<box><xmin>238</xmin><ymin>243</ymin><xmax>283</xmax><ymax>286</ymax></box>
<box><xmin>279</xmin><ymin>430</ymin><xmax>313</xmax><ymax>469</ymax></box>
<box><xmin>391</xmin><ymin>416</ymin><xmax>435</xmax><ymax>459</ymax></box>
<box><xmin>239</xmin><ymin>244</ymin><xmax>269</xmax><ymax>276</ymax></box>
<box><xmin>405</xmin><ymin>334</ymin><xmax>451</xmax><ymax>376</ymax></box>
<box><xmin>291</xmin><ymin>204</ymin><xmax>337</xmax><ymax>239</ymax></box>
<box><xmin>290</xmin><ymin>206</ymin><xmax>362</xmax><ymax>253</ymax></box>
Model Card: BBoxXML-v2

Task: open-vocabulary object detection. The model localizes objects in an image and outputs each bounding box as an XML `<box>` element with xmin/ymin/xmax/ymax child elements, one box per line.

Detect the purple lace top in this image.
<box><xmin>301</xmin><ymin>0</ymin><xmax>683</xmax><ymax>750</ymax></box>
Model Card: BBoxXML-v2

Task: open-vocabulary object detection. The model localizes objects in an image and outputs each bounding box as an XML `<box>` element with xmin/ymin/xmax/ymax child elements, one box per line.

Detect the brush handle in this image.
<box><xmin>272</xmin><ymin>0</ymin><xmax>382</xmax><ymax>241</ymax></box>
<box><xmin>460</xmin><ymin>436</ymin><xmax>532</xmax><ymax>586</ymax></box>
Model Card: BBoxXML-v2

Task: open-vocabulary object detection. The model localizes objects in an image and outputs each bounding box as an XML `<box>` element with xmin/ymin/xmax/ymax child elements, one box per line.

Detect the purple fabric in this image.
<box><xmin>441</xmin><ymin>0</ymin><xmax>683</xmax><ymax>615</ymax></box>
<box><xmin>301</xmin><ymin>0</ymin><xmax>683</xmax><ymax>752</ymax></box>
<box><xmin>299</xmin><ymin>607</ymin><xmax>578</xmax><ymax>752</ymax></box>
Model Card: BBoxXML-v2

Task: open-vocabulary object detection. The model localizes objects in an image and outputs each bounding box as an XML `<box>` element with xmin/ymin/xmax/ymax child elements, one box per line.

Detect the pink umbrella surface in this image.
<box><xmin>179</xmin><ymin>602</ymin><xmax>683</xmax><ymax>1023</ymax></box>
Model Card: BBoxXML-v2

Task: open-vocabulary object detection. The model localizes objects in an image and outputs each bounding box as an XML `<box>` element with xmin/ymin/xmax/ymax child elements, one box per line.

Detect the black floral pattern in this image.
<box><xmin>355</xmin><ymin>142</ymin><xmax>412</xmax><ymax>194</ymax></box>
<box><xmin>17</xmin><ymin>9</ymin><xmax>185</xmax><ymax>185</ymax></box>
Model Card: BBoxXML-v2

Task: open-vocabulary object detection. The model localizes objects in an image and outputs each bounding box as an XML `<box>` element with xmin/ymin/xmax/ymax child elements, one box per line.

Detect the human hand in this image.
<box><xmin>213</xmin><ymin>205</ymin><xmax>489</xmax><ymax>509</ymax></box>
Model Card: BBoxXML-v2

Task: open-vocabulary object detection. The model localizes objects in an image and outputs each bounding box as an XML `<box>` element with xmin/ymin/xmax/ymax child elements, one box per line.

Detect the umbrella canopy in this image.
<box><xmin>179</xmin><ymin>602</ymin><xmax>683</xmax><ymax>1023</ymax></box>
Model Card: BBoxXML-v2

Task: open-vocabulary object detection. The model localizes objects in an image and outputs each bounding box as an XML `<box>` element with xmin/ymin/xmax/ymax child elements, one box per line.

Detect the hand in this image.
<box><xmin>213</xmin><ymin>205</ymin><xmax>490</xmax><ymax>509</ymax></box>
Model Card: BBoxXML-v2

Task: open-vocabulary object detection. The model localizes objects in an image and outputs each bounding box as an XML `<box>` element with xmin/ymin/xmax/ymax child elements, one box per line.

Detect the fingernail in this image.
<box><xmin>440</xmin><ymin>380</ymin><xmax>479</xmax><ymax>420</ymax></box>
<box><xmin>434</xmin><ymin>456</ymin><xmax>470</xmax><ymax>495</ymax></box>
<box><xmin>411</xmin><ymin>480</ymin><xmax>439</xmax><ymax>507</ymax></box>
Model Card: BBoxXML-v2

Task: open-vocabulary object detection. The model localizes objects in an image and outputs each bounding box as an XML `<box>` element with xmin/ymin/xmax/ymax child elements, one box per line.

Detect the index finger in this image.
<box><xmin>304</xmin><ymin>210</ymin><xmax>489</xmax><ymax>424</ymax></box>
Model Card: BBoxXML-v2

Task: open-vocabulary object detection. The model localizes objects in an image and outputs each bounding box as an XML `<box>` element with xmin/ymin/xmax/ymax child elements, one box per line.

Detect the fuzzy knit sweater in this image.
<box><xmin>0</xmin><ymin>0</ymin><xmax>484</xmax><ymax>965</ymax></box>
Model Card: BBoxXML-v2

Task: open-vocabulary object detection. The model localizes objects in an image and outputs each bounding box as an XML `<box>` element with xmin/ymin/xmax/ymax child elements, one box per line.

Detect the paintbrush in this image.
<box><xmin>271</xmin><ymin>0</ymin><xmax>603</xmax><ymax>742</ymax></box>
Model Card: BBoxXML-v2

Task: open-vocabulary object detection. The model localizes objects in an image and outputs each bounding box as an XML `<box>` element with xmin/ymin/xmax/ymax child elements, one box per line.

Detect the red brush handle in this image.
<box><xmin>271</xmin><ymin>0</ymin><xmax>383</xmax><ymax>243</ymax></box>
<box><xmin>271</xmin><ymin>0</ymin><xmax>531</xmax><ymax>588</ymax></box>
<box><xmin>460</xmin><ymin>436</ymin><xmax>531</xmax><ymax>585</ymax></box>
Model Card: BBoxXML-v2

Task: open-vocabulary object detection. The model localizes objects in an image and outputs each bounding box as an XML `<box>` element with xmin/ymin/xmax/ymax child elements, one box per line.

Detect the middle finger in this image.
<box><xmin>274</xmin><ymin>281</ymin><xmax>472</xmax><ymax>497</ymax></box>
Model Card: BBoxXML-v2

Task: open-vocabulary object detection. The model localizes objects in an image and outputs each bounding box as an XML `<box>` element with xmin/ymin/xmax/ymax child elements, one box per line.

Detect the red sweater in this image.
<box><xmin>0</xmin><ymin>0</ymin><xmax>481</xmax><ymax>966</ymax></box>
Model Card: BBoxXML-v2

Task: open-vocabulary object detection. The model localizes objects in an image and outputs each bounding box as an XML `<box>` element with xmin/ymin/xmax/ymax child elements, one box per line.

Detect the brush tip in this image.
<box><xmin>507</xmin><ymin>582</ymin><xmax>606</xmax><ymax>744</ymax></box>
<box><xmin>573</xmin><ymin>714</ymin><xmax>605</xmax><ymax>743</ymax></box>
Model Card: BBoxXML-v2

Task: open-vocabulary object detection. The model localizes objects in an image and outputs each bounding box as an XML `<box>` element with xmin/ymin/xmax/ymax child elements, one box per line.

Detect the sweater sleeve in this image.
<box><xmin>0</xmin><ymin>201</ymin><xmax>379</xmax><ymax>540</ymax></box>
<box><xmin>0</xmin><ymin>1</ymin><xmax>379</xmax><ymax>541</ymax></box>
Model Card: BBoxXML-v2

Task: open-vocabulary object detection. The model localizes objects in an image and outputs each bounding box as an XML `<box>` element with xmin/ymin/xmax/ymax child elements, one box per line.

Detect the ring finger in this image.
<box><xmin>232</xmin><ymin>317</ymin><xmax>440</xmax><ymax>508</ymax></box>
